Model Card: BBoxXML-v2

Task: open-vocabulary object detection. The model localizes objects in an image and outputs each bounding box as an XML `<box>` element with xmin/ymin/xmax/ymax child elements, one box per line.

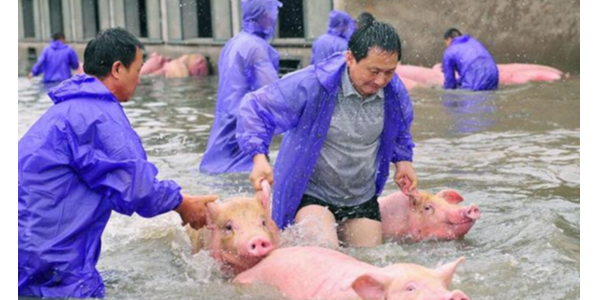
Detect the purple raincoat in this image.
<box><xmin>18</xmin><ymin>74</ymin><xmax>182</xmax><ymax>298</ymax></box>
<box><xmin>199</xmin><ymin>0</ymin><xmax>282</xmax><ymax>174</ymax></box>
<box><xmin>443</xmin><ymin>35</ymin><xmax>499</xmax><ymax>91</ymax></box>
<box><xmin>310</xmin><ymin>10</ymin><xmax>356</xmax><ymax>64</ymax></box>
<box><xmin>31</xmin><ymin>40</ymin><xmax>79</xmax><ymax>83</ymax></box>
<box><xmin>236</xmin><ymin>53</ymin><xmax>415</xmax><ymax>228</ymax></box>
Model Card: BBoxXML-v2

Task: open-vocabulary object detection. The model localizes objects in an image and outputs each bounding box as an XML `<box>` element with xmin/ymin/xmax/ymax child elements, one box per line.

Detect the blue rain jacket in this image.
<box><xmin>237</xmin><ymin>53</ymin><xmax>415</xmax><ymax>228</ymax></box>
<box><xmin>200</xmin><ymin>0</ymin><xmax>282</xmax><ymax>174</ymax></box>
<box><xmin>442</xmin><ymin>35</ymin><xmax>499</xmax><ymax>91</ymax></box>
<box><xmin>18</xmin><ymin>74</ymin><xmax>183</xmax><ymax>298</ymax></box>
<box><xmin>310</xmin><ymin>10</ymin><xmax>355</xmax><ymax>64</ymax></box>
<box><xmin>31</xmin><ymin>40</ymin><xmax>79</xmax><ymax>83</ymax></box>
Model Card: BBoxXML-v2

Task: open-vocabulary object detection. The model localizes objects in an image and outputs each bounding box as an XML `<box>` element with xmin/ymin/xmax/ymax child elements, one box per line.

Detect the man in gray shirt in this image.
<box><xmin>304</xmin><ymin>64</ymin><xmax>384</xmax><ymax>207</ymax></box>
<box><xmin>238</xmin><ymin>21</ymin><xmax>417</xmax><ymax>248</ymax></box>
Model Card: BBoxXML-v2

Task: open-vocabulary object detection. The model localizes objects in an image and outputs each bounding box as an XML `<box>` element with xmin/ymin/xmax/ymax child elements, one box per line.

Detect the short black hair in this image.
<box><xmin>355</xmin><ymin>12</ymin><xmax>374</xmax><ymax>29</ymax></box>
<box><xmin>83</xmin><ymin>27</ymin><xmax>145</xmax><ymax>78</ymax></box>
<box><xmin>444</xmin><ymin>28</ymin><xmax>462</xmax><ymax>40</ymax></box>
<box><xmin>348</xmin><ymin>21</ymin><xmax>401</xmax><ymax>63</ymax></box>
<box><xmin>52</xmin><ymin>32</ymin><xmax>65</xmax><ymax>40</ymax></box>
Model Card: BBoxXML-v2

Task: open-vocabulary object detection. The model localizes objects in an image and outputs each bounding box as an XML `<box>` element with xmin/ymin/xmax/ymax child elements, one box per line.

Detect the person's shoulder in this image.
<box><xmin>228</xmin><ymin>33</ymin><xmax>273</xmax><ymax>56</ymax></box>
<box><xmin>233</xmin><ymin>31</ymin><xmax>268</xmax><ymax>46</ymax></box>
<box><xmin>444</xmin><ymin>44</ymin><xmax>460</xmax><ymax>59</ymax></box>
<box><xmin>275</xmin><ymin>66</ymin><xmax>320</xmax><ymax>91</ymax></box>
<box><xmin>313</xmin><ymin>33</ymin><xmax>330</xmax><ymax>43</ymax></box>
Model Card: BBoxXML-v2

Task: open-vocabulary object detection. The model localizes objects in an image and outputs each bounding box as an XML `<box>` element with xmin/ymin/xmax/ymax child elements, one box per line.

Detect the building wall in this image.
<box><xmin>19</xmin><ymin>0</ymin><xmax>335</xmax><ymax>73</ymax></box>
<box><xmin>18</xmin><ymin>0</ymin><xmax>580</xmax><ymax>73</ymax></box>
<box><xmin>336</xmin><ymin>0</ymin><xmax>580</xmax><ymax>72</ymax></box>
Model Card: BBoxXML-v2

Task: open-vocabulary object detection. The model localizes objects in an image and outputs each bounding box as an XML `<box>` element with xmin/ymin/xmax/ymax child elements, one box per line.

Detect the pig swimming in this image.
<box><xmin>235</xmin><ymin>246</ymin><xmax>469</xmax><ymax>300</ymax></box>
<box><xmin>186</xmin><ymin>181</ymin><xmax>280</xmax><ymax>276</ymax></box>
<box><xmin>379</xmin><ymin>189</ymin><xmax>480</xmax><ymax>242</ymax></box>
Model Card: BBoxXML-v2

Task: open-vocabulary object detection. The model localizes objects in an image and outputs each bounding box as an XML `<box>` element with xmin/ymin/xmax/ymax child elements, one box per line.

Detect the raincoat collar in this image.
<box><xmin>452</xmin><ymin>34</ymin><xmax>471</xmax><ymax>45</ymax></box>
<box><xmin>50</xmin><ymin>40</ymin><xmax>68</xmax><ymax>50</ymax></box>
<box><xmin>314</xmin><ymin>53</ymin><xmax>347</xmax><ymax>93</ymax></box>
<box><xmin>48</xmin><ymin>74</ymin><xmax>119</xmax><ymax>105</ymax></box>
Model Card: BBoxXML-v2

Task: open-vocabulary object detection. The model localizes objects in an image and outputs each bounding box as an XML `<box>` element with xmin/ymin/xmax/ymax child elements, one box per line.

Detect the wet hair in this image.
<box><xmin>348</xmin><ymin>21</ymin><xmax>401</xmax><ymax>63</ymax></box>
<box><xmin>83</xmin><ymin>27</ymin><xmax>145</xmax><ymax>78</ymax></box>
<box><xmin>52</xmin><ymin>32</ymin><xmax>65</xmax><ymax>41</ymax></box>
<box><xmin>355</xmin><ymin>12</ymin><xmax>374</xmax><ymax>29</ymax></box>
<box><xmin>444</xmin><ymin>28</ymin><xmax>462</xmax><ymax>40</ymax></box>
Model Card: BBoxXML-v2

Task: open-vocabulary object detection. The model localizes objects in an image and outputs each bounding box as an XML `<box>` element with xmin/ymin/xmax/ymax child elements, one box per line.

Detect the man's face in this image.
<box><xmin>115</xmin><ymin>48</ymin><xmax>143</xmax><ymax>102</ymax></box>
<box><xmin>256</xmin><ymin>5</ymin><xmax>279</xmax><ymax>38</ymax></box>
<box><xmin>445</xmin><ymin>38</ymin><xmax>452</xmax><ymax>47</ymax></box>
<box><xmin>346</xmin><ymin>48</ymin><xmax>398</xmax><ymax>98</ymax></box>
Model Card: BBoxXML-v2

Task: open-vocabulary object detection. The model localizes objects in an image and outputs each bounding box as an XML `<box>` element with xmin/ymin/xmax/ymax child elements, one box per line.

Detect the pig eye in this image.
<box><xmin>424</xmin><ymin>204</ymin><xmax>434</xmax><ymax>213</ymax></box>
<box><xmin>261</xmin><ymin>218</ymin><xmax>267</xmax><ymax>227</ymax></box>
<box><xmin>224</xmin><ymin>222</ymin><xmax>233</xmax><ymax>232</ymax></box>
<box><xmin>405</xmin><ymin>284</ymin><xmax>417</xmax><ymax>292</ymax></box>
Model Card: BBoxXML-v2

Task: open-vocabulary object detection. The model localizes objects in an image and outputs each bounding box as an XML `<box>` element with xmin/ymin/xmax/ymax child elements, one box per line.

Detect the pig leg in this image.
<box><xmin>339</xmin><ymin>219</ymin><xmax>383</xmax><ymax>247</ymax></box>
<box><xmin>295</xmin><ymin>205</ymin><xmax>339</xmax><ymax>249</ymax></box>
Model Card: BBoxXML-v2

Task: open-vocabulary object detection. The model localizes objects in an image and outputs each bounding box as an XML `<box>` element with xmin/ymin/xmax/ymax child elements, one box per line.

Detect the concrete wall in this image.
<box><xmin>336</xmin><ymin>0</ymin><xmax>580</xmax><ymax>72</ymax></box>
<box><xmin>18</xmin><ymin>0</ymin><xmax>333</xmax><ymax>71</ymax></box>
<box><xmin>18</xmin><ymin>0</ymin><xmax>580</xmax><ymax>73</ymax></box>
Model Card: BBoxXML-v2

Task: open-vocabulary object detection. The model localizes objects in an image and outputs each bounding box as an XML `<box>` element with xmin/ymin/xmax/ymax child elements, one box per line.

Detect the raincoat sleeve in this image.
<box><xmin>391</xmin><ymin>82</ymin><xmax>415</xmax><ymax>162</ymax></box>
<box><xmin>442</xmin><ymin>51</ymin><xmax>458</xmax><ymax>89</ymax></box>
<box><xmin>67</xmin><ymin>120</ymin><xmax>183</xmax><ymax>218</ymax></box>
<box><xmin>237</xmin><ymin>73</ymin><xmax>311</xmax><ymax>157</ymax></box>
<box><xmin>69</xmin><ymin>48</ymin><xmax>79</xmax><ymax>70</ymax></box>
<box><xmin>31</xmin><ymin>48</ymin><xmax>48</xmax><ymax>76</ymax></box>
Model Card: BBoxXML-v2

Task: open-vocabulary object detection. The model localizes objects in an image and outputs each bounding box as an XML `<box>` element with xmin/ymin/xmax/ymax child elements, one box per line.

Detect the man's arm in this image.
<box><xmin>30</xmin><ymin>49</ymin><xmax>47</xmax><ymax>78</ymax></box>
<box><xmin>442</xmin><ymin>52</ymin><xmax>457</xmax><ymax>89</ymax></box>
<box><xmin>66</xmin><ymin>118</ymin><xmax>200</xmax><ymax>220</ymax></box>
<box><xmin>391</xmin><ymin>82</ymin><xmax>418</xmax><ymax>191</ymax></box>
<box><xmin>237</xmin><ymin>71</ymin><xmax>313</xmax><ymax>192</ymax></box>
<box><xmin>69</xmin><ymin>48</ymin><xmax>80</xmax><ymax>70</ymax></box>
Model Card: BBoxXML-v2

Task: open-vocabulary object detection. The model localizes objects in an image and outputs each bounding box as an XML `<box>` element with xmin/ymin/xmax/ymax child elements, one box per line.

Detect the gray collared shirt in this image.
<box><xmin>304</xmin><ymin>67</ymin><xmax>385</xmax><ymax>207</ymax></box>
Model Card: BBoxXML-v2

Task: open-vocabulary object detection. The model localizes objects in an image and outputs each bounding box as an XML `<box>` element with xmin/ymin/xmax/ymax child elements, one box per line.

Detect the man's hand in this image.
<box><xmin>27</xmin><ymin>72</ymin><xmax>33</xmax><ymax>80</ymax></box>
<box><xmin>394</xmin><ymin>161</ymin><xmax>418</xmax><ymax>193</ymax></box>
<box><xmin>249</xmin><ymin>154</ymin><xmax>273</xmax><ymax>193</ymax></box>
<box><xmin>175</xmin><ymin>194</ymin><xmax>218</xmax><ymax>229</ymax></box>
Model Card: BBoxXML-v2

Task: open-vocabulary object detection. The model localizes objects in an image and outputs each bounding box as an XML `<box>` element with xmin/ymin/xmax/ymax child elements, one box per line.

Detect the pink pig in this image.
<box><xmin>395</xmin><ymin>65</ymin><xmax>445</xmax><ymax>87</ymax></box>
<box><xmin>235</xmin><ymin>246</ymin><xmax>469</xmax><ymax>300</ymax></box>
<box><xmin>497</xmin><ymin>63</ymin><xmax>563</xmax><ymax>85</ymax></box>
<box><xmin>186</xmin><ymin>182</ymin><xmax>280</xmax><ymax>276</ymax></box>
<box><xmin>177</xmin><ymin>54</ymin><xmax>209</xmax><ymax>77</ymax></box>
<box><xmin>379</xmin><ymin>189</ymin><xmax>480</xmax><ymax>242</ymax></box>
<box><xmin>140</xmin><ymin>52</ymin><xmax>168</xmax><ymax>76</ymax></box>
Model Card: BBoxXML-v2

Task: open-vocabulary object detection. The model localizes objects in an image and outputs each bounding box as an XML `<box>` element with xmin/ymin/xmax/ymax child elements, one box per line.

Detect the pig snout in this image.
<box><xmin>247</xmin><ymin>237</ymin><xmax>274</xmax><ymax>257</ymax></box>
<box><xmin>464</xmin><ymin>205</ymin><xmax>480</xmax><ymax>220</ymax></box>
<box><xmin>444</xmin><ymin>290</ymin><xmax>470</xmax><ymax>300</ymax></box>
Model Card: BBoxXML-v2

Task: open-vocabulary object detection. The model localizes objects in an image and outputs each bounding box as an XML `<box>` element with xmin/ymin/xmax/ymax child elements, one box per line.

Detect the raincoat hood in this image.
<box><xmin>50</xmin><ymin>40</ymin><xmax>68</xmax><ymax>50</ymax></box>
<box><xmin>242</xmin><ymin>0</ymin><xmax>282</xmax><ymax>40</ymax></box>
<box><xmin>327</xmin><ymin>10</ymin><xmax>355</xmax><ymax>40</ymax></box>
<box><xmin>48</xmin><ymin>74</ymin><xmax>117</xmax><ymax>105</ymax></box>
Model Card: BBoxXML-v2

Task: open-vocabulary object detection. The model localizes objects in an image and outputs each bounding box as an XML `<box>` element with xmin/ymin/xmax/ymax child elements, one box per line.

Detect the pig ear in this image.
<box><xmin>436</xmin><ymin>189</ymin><xmax>464</xmax><ymax>204</ymax></box>
<box><xmin>351</xmin><ymin>272</ymin><xmax>391</xmax><ymax>300</ymax></box>
<box><xmin>435</xmin><ymin>256</ymin><xmax>465</xmax><ymax>288</ymax></box>
<box><xmin>206</xmin><ymin>201</ymin><xmax>220</xmax><ymax>226</ymax></box>
<box><xmin>267</xmin><ymin>219</ymin><xmax>281</xmax><ymax>247</ymax></box>
<box><xmin>408</xmin><ymin>194</ymin><xmax>421</xmax><ymax>209</ymax></box>
<box><xmin>255</xmin><ymin>193</ymin><xmax>271</xmax><ymax>215</ymax></box>
<box><xmin>255</xmin><ymin>180</ymin><xmax>272</xmax><ymax>213</ymax></box>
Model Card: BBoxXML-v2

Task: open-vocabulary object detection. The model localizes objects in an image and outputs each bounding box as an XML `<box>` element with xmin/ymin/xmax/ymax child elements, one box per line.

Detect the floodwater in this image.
<box><xmin>18</xmin><ymin>71</ymin><xmax>580</xmax><ymax>299</ymax></box>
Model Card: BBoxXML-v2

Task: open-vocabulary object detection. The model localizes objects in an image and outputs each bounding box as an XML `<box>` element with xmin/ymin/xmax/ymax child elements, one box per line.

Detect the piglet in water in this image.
<box><xmin>379</xmin><ymin>178</ymin><xmax>480</xmax><ymax>242</ymax></box>
<box><xmin>186</xmin><ymin>181</ymin><xmax>280</xmax><ymax>276</ymax></box>
<box><xmin>235</xmin><ymin>246</ymin><xmax>469</xmax><ymax>300</ymax></box>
